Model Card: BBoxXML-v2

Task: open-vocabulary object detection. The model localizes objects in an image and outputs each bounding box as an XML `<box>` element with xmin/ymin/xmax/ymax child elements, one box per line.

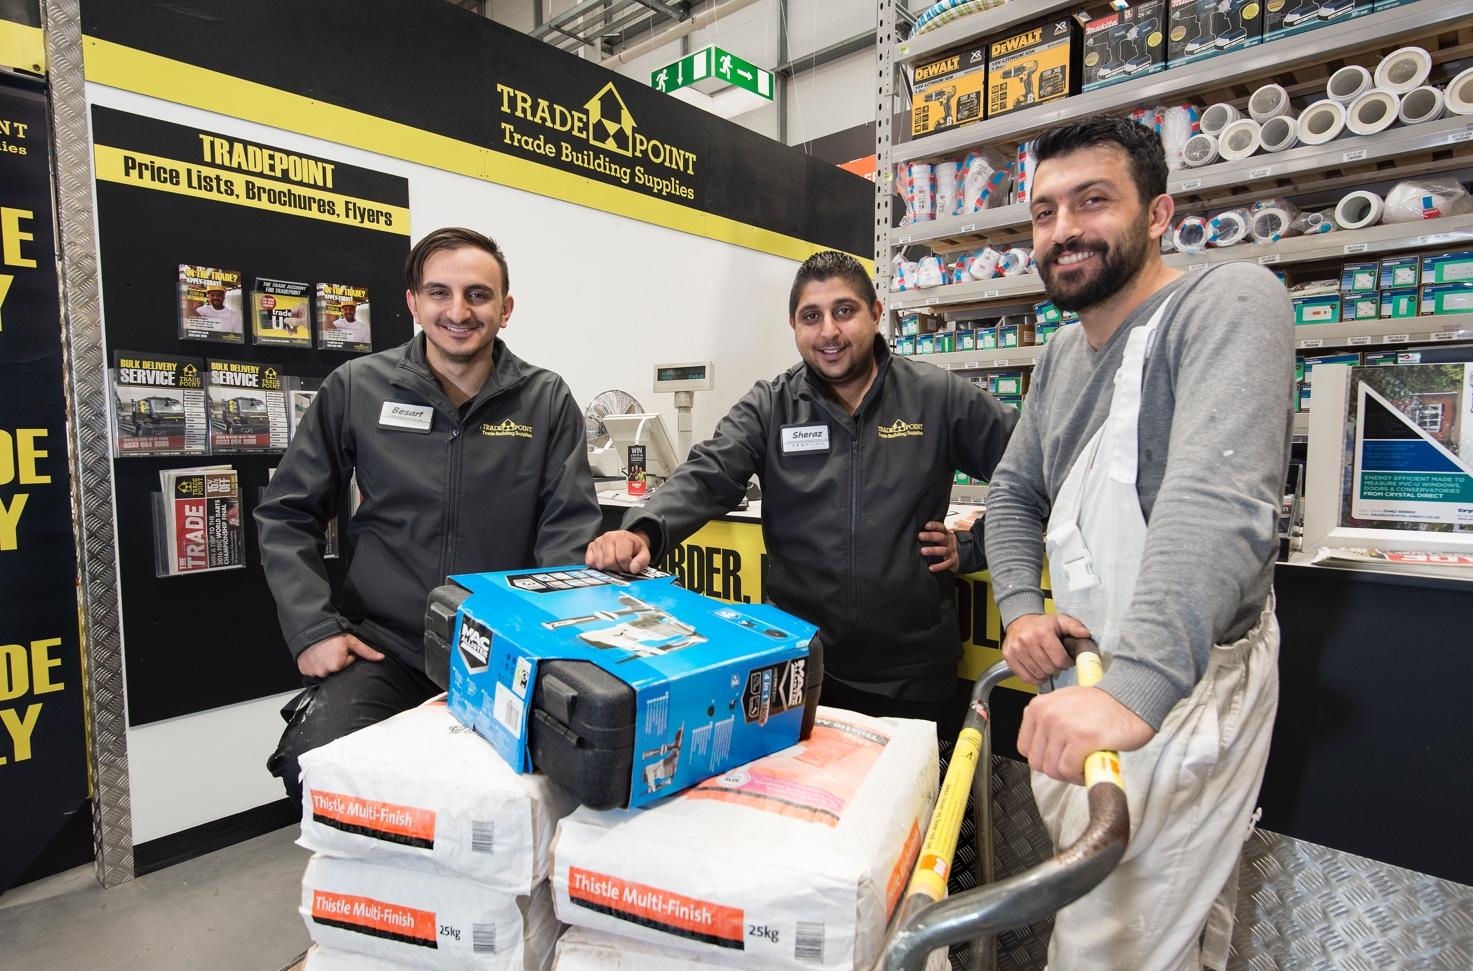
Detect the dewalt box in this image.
<box><xmin>1168</xmin><ymin>0</ymin><xmax>1262</xmax><ymax>68</ymax></box>
<box><xmin>911</xmin><ymin>42</ymin><xmax>988</xmax><ymax>137</ymax></box>
<box><xmin>423</xmin><ymin>568</ymin><xmax>822</xmax><ymax>810</ymax></box>
<box><xmin>1081</xmin><ymin>1</ymin><xmax>1167</xmax><ymax>91</ymax></box>
<box><xmin>987</xmin><ymin>17</ymin><xmax>1081</xmax><ymax>118</ymax></box>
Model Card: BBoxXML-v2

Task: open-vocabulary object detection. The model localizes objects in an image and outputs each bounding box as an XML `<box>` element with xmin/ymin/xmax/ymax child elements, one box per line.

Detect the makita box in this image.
<box><xmin>1167</xmin><ymin>0</ymin><xmax>1261</xmax><ymax>67</ymax></box>
<box><xmin>425</xmin><ymin>567</ymin><xmax>821</xmax><ymax>810</ymax></box>
<box><xmin>1081</xmin><ymin>1</ymin><xmax>1166</xmax><ymax>91</ymax></box>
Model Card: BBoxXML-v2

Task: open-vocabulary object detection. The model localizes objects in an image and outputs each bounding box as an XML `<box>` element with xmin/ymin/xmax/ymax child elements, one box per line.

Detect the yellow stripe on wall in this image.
<box><xmin>0</xmin><ymin>19</ymin><xmax>45</xmax><ymax>75</ymax></box>
<box><xmin>82</xmin><ymin>38</ymin><xmax>873</xmax><ymax>270</ymax></box>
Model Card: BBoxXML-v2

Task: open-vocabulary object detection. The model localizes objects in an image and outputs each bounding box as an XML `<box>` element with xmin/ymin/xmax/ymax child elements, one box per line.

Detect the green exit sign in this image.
<box><xmin>651</xmin><ymin>45</ymin><xmax>773</xmax><ymax>100</ymax></box>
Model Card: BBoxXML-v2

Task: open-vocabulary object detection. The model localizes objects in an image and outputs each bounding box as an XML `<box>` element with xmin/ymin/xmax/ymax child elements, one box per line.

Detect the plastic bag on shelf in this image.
<box><xmin>1381</xmin><ymin>179</ymin><xmax>1473</xmax><ymax>224</ymax></box>
<box><xmin>911</xmin><ymin>162</ymin><xmax>936</xmax><ymax>223</ymax></box>
<box><xmin>934</xmin><ymin>160</ymin><xmax>960</xmax><ymax>220</ymax></box>
<box><xmin>967</xmin><ymin>246</ymin><xmax>1003</xmax><ymax>281</ymax></box>
<box><xmin>1250</xmin><ymin>199</ymin><xmax>1302</xmax><ymax>244</ymax></box>
<box><xmin>1013</xmin><ymin>141</ymin><xmax>1036</xmax><ymax>206</ymax></box>
<box><xmin>896</xmin><ymin>163</ymin><xmax>916</xmax><ymax>227</ymax></box>
<box><xmin>915</xmin><ymin>255</ymin><xmax>946</xmax><ymax>288</ymax></box>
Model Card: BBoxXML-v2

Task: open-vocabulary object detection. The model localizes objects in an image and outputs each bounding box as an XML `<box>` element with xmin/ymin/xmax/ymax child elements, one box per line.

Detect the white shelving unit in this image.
<box><xmin>874</xmin><ymin>0</ymin><xmax>1473</xmax><ymax>502</ymax></box>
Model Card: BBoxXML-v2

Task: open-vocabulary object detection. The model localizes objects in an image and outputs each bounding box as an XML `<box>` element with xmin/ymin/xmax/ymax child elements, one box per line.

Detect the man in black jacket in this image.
<box><xmin>587</xmin><ymin>251</ymin><xmax>1016</xmax><ymax>730</ymax></box>
<box><xmin>256</xmin><ymin>227</ymin><xmax>600</xmax><ymax>801</ymax></box>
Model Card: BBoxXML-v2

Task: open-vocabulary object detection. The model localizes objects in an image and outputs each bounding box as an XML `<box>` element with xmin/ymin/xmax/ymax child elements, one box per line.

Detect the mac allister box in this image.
<box><xmin>445</xmin><ymin>567</ymin><xmax>818</xmax><ymax>808</ymax></box>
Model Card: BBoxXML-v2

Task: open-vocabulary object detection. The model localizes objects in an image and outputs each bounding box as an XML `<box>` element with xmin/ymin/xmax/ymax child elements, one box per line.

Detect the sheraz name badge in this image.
<box><xmin>781</xmin><ymin>423</ymin><xmax>830</xmax><ymax>454</ymax></box>
<box><xmin>379</xmin><ymin>401</ymin><xmax>434</xmax><ymax>432</ymax></box>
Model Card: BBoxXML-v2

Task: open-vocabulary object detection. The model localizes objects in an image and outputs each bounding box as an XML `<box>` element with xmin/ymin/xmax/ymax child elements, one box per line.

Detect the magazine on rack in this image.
<box><xmin>155</xmin><ymin>466</ymin><xmax>243</xmax><ymax>575</ymax></box>
<box><xmin>207</xmin><ymin>358</ymin><xmax>290</xmax><ymax>452</ymax></box>
<box><xmin>111</xmin><ymin>351</ymin><xmax>209</xmax><ymax>456</ymax></box>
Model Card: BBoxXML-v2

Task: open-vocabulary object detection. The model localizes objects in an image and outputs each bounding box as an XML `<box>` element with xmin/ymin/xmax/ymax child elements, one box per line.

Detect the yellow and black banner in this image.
<box><xmin>80</xmin><ymin>0</ymin><xmax>871</xmax><ymax>264</ymax></box>
<box><xmin>0</xmin><ymin>80</ymin><xmax>89</xmax><ymax>891</ymax></box>
<box><xmin>0</xmin><ymin>0</ymin><xmax>44</xmax><ymax>76</ymax></box>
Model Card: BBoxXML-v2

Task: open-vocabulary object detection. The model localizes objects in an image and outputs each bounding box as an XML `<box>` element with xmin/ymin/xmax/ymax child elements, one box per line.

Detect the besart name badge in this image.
<box><xmin>781</xmin><ymin>423</ymin><xmax>830</xmax><ymax>454</ymax></box>
<box><xmin>379</xmin><ymin>400</ymin><xmax>434</xmax><ymax>432</ymax></box>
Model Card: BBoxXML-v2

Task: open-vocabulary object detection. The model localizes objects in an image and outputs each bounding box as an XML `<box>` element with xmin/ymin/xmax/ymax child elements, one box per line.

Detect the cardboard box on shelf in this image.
<box><xmin>1081</xmin><ymin>1</ymin><xmax>1167</xmax><ymax>91</ymax></box>
<box><xmin>1344</xmin><ymin>292</ymin><xmax>1380</xmax><ymax>322</ymax></box>
<box><xmin>1379</xmin><ymin>256</ymin><xmax>1419</xmax><ymax>291</ymax></box>
<box><xmin>1420</xmin><ymin>282</ymin><xmax>1473</xmax><ymax>316</ymax></box>
<box><xmin>1264</xmin><ymin>0</ymin><xmax>1372</xmax><ymax>43</ymax></box>
<box><xmin>911</xmin><ymin>42</ymin><xmax>988</xmax><ymax>137</ymax></box>
<box><xmin>1340</xmin><ymin>262</ymin><xmax>1379</xmax><ymax>294</ymax></box>
<box><xmin>1421</xmin><ymin>250</ymin><xmax>1473</xmax><ymax>286</ymax></box>
<box><xmin>987</xmin><ymin>18</ymin><xmax>1081</xmax><ymax>118</ymax></box>
<box><xmin>1293</xmin><ymin>292</ymin><xmax>1341</xmax><ymax>325</ymax></box>
<box><xmin>1381</xmin><ymin>289</ymin><xmax>1419</xmax><ymax>319</ymax></box>
<box><xmin>1167</xmin><ymin>0</ymin><xmax>1262</xmax><ymax>67</ymax></box>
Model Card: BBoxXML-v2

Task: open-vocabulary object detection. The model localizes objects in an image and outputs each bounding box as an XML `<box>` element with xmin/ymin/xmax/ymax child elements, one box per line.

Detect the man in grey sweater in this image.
<box><xmin>982</xmin><ymin>117</ymin><xmax>1293</xmax><ymax>969</ymax></box>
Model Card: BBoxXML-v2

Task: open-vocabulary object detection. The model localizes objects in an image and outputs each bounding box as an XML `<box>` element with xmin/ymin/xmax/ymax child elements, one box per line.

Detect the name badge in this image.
<box><xmin>379</xmin><ymin>401</ymin><xmax>434</xmax><ymax>432</ymax></box>
<box><xmin>781</xmin><ymin>423</ymin><xmax>830</xmax><ymax>454</ymax></box>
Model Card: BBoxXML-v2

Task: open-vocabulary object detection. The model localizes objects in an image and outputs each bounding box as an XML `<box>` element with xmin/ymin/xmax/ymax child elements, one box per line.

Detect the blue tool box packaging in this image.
<box><xmin>442</xmin><ymin>566</ymin><xmax>821</xmax><ymax>810</ymax></box>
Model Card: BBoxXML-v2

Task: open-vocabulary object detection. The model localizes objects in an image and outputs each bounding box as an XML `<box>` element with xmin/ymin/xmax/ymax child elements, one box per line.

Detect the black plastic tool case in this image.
<box><xmin>424</xmin><ymin>580</ymin><xmax>824</xmax><ymax>809</ymax></box>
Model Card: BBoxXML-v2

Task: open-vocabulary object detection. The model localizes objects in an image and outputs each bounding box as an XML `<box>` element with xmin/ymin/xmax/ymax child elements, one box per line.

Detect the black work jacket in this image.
<box><xmin>626</xmin><ymin>338</ymin><xmax>1016</xmax><ymax>689</ymax></box>
<box><xmin>256</xmin><ymin>334</ymin><xmax>600</xmax><ymax>665</ymax></box>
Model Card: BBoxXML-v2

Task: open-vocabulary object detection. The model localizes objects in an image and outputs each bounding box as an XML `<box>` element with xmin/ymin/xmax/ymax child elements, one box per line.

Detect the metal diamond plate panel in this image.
<box><xmin>1231</xmin><ymin>829</ymin><xmax>1473</xmax><ymax>971</ymax></box>
<box><xmin>43</xmin><ymin>0</ymin><xmax>135</xmax><ymax>888</ymax></box>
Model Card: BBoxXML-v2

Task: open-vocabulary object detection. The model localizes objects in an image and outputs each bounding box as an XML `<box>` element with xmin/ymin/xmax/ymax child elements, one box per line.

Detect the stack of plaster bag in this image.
<box><xmin>296</xmin><ymin>697</ymin><xmax>578</xmax><ymax>970</ymax></box>
<box><xmin>549</xmin><ymin>707</ymin><xmax>941</xmax><ymax>971</ymax></box>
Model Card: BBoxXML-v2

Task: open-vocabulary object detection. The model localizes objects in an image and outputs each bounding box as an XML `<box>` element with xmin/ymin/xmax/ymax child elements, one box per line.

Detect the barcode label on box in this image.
<box><xmin>1259</xmin><ymin>253</ymin><xmax>1281</xmax><ymax>264</ymax></box>
<box><xmin>471</xmin><ymin>821</ymin><xmax>495</xmax><ymax>854</ymax></box>
<box><xmin>1386</xmin><ymin>334</ymin><xmax>1410</xmax><ymax>343</ymax></box>
<box><xmin>473</xmin><ymin>924</ymin><xmax>497</xmax><ymax>954</ymax></box>
<box><xmin>1343</xmin><ymin>149</ymin><xmax>1368</xmax><ymax>162</ymax></box>
<box><xmin>1344</xmin><ymin>243</ymin><xmax>1369</xmax><ymax>254</ymax></box>
<box><xmin>795</xmin><ymin>922</ymin><xmax>825</xmax><ymax>963</ymax></box>
<box><xmin>493</xmin><ymin>683</ymin><xmax>524</xmax><ymax>738</ymax></box>
<box><xmin>1349</xmin><ymin>335</ymin><xmax>1372</xmax><ymax>345</ymax></box>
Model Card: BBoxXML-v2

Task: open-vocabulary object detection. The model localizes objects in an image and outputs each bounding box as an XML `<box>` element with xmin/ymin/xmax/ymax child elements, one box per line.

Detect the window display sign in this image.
<box><xmin>1346</xmin><ymin>365</ymin><xmax>1473</xmax><ymax>530</ymax></box>
<box><xmin>0</xmin><ymin>80</ymin><xmax>89</xmax><ymax>891</ymax></box>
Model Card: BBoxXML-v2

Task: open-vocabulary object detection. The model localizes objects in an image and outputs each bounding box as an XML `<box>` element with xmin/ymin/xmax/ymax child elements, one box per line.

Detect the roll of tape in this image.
<box><xmin>1249</xmin><ymin>83</ymin><xmax>1294</xmax><ymax>122</ymax></box>
<box><xmin>1346</xmin><ymin>89</ymin><xmax>1400</xmax><ymax>136</ymax></box>
<box><xmin>1297</xmin><ymin>99</ymin><xmax>1346</xmax><ymax>145</ymax></box>
<box><xmin>1335</xmin><ymin>190</ymin><xmax>1384</xmax><ymax>230</ymax></box>
<box><xmin>1447</xmin><ymin>67</ymin><xmax>1473</xmax><ymax>116</ymax></box>
<box><xmin>1398</xmin><ymin>85</ymin><xmax>1446</xmax><ymax>125</ymax></box>
<box><xmin>1259</xmin><ymin>114</ymin><xmax>1300</xmax><ymax>153</ymax></box>
<box><xmin>1199</xmin><ymin>102</ymin><xmax>1240</xmax><ymax>137</ymax></box>
<box><xmin>1374</xmin><ymin>46</ymin><xmax>1433</xmax><ymax>96</ymax></box>
<box><xmin>999</xmin><ymin>247</ymin><xmax>1032</xmax><ymax>276</ymax></box>
<box><xmin>1182</xmin><ymin>132</ymin><xmax>1220</xmax><ymax>167</ymax></box>
<box><xmin>1251</xmin><ymin>206</ymin><xmax>1299</xmax><ymax>245</ymax></box>
<box><xmin>1327</xmin><ymin>64</ymin><xmax>1373</xmax><ymax>104</ymax></box>
<box><xmin>1208</xmin><ymin>209</ymin><xmax>1251</xmax><ymax>247</ymax></box>
<box><xmin>1218</xmin><ymin>119</ymin><xmax>1263</xmax><ymax>162</ymax></box>
<box><xmin>1174</xmin><ymin>217</ymin><xmax>1211</xmax><ymax>254</ymax></box>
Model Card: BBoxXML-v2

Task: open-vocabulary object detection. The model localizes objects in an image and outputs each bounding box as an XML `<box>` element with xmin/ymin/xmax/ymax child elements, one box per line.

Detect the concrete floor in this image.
<box><xmin>0</xmin><ymin>825</ymin><xmax>311</xmax><ymax>971</ymax></box>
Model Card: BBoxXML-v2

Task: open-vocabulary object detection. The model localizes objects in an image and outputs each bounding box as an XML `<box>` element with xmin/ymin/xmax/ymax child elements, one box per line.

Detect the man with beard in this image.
<box><xmin>256</xmin><ymin>227</ymin><xmax>600</xmax><ymax>802</ymax></box>
<box><xmin>983</xmin><ymin>117</ymin><xmax>1293</xmax><ymax>969</ymax></box>
<box><xmin>585</xmin><ymin>251</ymin><xmax>1016</xmax><ymax>734</ymax></box>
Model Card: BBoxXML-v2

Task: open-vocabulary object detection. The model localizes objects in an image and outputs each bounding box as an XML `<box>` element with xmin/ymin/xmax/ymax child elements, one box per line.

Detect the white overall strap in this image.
<box><xmin>1103</xmin><ymin>294</ymin><xmax>1176</xmax><ymax>486</ymax></box>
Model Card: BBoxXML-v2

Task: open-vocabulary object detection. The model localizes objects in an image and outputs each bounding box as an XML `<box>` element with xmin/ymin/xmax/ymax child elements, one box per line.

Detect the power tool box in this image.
<box><xmin>910</xmin><ymin>41</ymin><xmax>988</xmax><ymax>137</ymax></box>
<box><xmin>986</xmin><ymin>16</ymin><xmax>1081</xmax><ymax>118</ymax></box>
<box><xmin>424</xmin><ymin>567</ymin><xmax>823</xmax><ymax>810</ymax></box>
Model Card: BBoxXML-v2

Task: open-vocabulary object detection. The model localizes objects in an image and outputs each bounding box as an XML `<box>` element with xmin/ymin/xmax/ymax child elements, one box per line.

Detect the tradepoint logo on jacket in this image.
<box><xmin>481</xmin><ymin>418</ymin><xmax>534</xmax><ymax>439</ymax></box>
<box><xmin>877</xmin><ymin>419</ymin><xmax>925</xmax><ymax>440</ymax></box>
